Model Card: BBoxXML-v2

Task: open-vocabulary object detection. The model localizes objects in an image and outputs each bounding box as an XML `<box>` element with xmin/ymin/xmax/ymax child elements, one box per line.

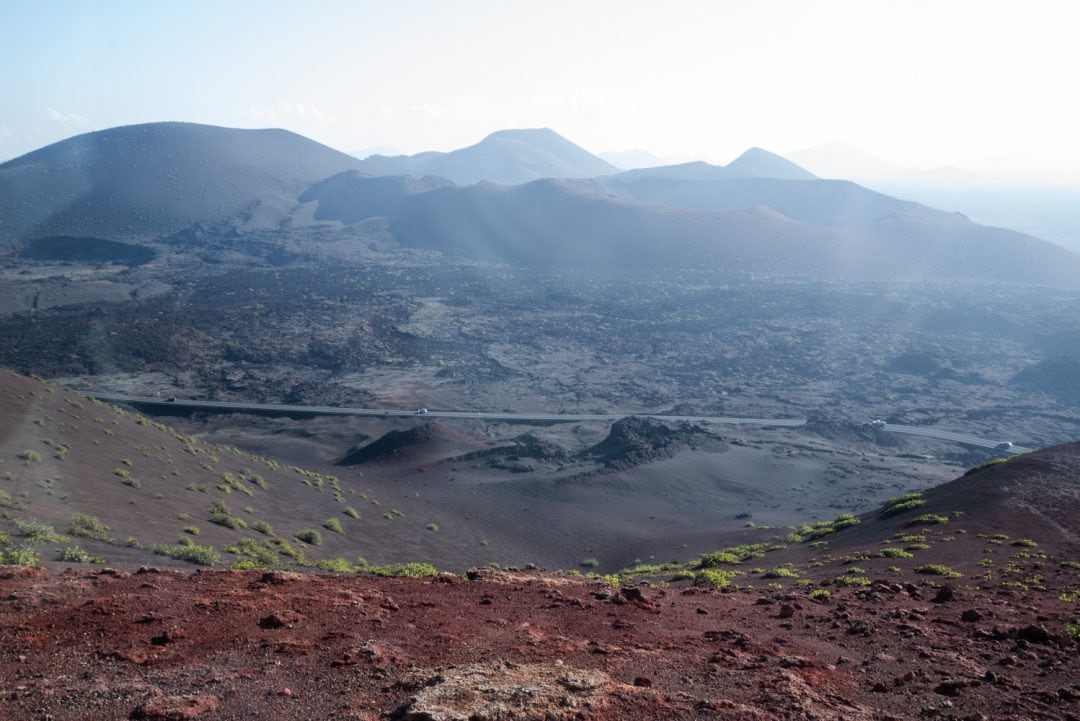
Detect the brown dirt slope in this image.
<box><xmin>0</xmin><ymin>565</ymin><xmax>1076</xmax><ymax>720</ymax></box>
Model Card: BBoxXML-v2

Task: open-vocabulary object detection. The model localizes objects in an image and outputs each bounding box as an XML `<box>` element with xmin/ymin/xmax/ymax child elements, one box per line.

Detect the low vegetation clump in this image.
<box><xmin>763</xmin><ymin>566</ymin><xmax>800</xmax><ymax>579</ymax></box>
<box><xmin>20</xmin><ymin>449</ymin><xmax>41</xmax><ymax>464</ymax></box>
<box><xmin>253</xmin><ymin>519</ymin><xmax>273</xmax><ymax>535</ymax></box>
<box><xmin>362</xmin><ymin>562</ymin><xmax>439</xmax><ymax>578</ymax></box>
<box><xmin>809</xmin><ymin>588</ymin><xmax>830</xmax><ymax>601</ymax></box>
<box><xmin>580</xmin><ymin>557</ymin><xmax>600</xmax><ymax>568</ymax></box>
<box><xmin>322</xmin><ymin>518</ymin><xmax>344</xmax><ymax>534</ymax></box>
<box><xmin>910</xmin><ymin>513</ymin><xmax>949</xmax><ymax>525</ymax></box>
<box><xmin>879</xmin><ymin>492</ymin><xmax>927</xmax><ymax>517</ymax></box>
<box><xmin>786</xmin><ymin>514</ymin><xmax>861</xmax><ymax>543</ymax></box>
<box><xmin>153</xmin><ymin>541</ymin><xmax>220</xmax><ymax>566</ymax></box>
<box><xmin>223</xmin><ymin>538</ymin><xmax>277</xmax><ymax>568</ymax></box>
<box><xmin>315</xmin><ymin>557</ymin><xmax>356</xmax><ymax>574</ymax></box>
<box><xmin>964</xmin><ymin>457</ymin><xmax>1010</xmax><ymax>476</ymax></box>
<box><xmin>125</xmin><ymin>536</ymin><xmax>143</xmax><ymax>549</ymax></box>
<box><xmin>208</xmin><ymin>499</ymin><xmax>247</xmax><ymax>529</ymax></box>
<box><xmin>698</xmin><ymin>544</ymin><xmax>769</xmax><ymax>567</ymax></box>
<box><xmin>915</xmin><ymin>564</ymin><xmax>962</xmax><ymax>578</ymax></box>
<box><xmin>13</xmin><ymin>518</ymin><xmax>67</xmax><ymax>543</ymax></box>
<box><xmin>878</xmin><ymin>547</ymin><xmax>914</xmax><ymax>559</ymax></box>
<box><xmin>833</xmin><ymin>573</ymin><xmax>872</xmax><ymax>587</ymax></box>
<box><xmin>343</xmin><ymin>507</ymin><xmax>361</xmax><ymax>520</ymax></box>
<box><xmin>694</xmin><ymin>568</ymin><xmax>737</xmax><ymax>588</ymax></box>
<box><xmin>0</xmin><ymin>546</ymin><xmax>40</xmax><ymax>566</ymax></box>
<box><xmin>294</xmin><ymin>529</ymin><xmax>322</xmax><ymax>546</ymax></box>
<box><xmin>1010</xmin><ymin>538</ymin><xmax>1039</xmax><ymax>548</ymax></box>
<box><xmin>57</xmin><ymin>546</ymin><xmax>106</xmax><ymax>564</ymax></box>
<box><xmin>69</xmin><ymin>513</ymin><xmax>110</xmax><ymax>541</ymax></box>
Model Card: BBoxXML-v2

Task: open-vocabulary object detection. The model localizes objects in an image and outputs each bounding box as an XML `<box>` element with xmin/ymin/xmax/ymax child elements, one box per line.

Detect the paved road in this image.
<box><xmin>86</xmin><ymin>393</ymin><xmax>1030</xmax><ymax>454</ymax></box>
<box><xmin>85</xmin><ymin>393</ymin><xmax>806</xmax><ymax>427</ymax></box>
<box><xmin>880</xmin><ymin>423</ymin><xmax>1031</xmax><ymax>454</ymax></box>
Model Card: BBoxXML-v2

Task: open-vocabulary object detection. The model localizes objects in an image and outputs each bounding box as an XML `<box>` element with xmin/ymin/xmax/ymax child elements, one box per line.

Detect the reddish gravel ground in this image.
<box><xmin>1</xmin><ymin>565</ymin><xmax>1077</xmax><ymax>721</ymax></box>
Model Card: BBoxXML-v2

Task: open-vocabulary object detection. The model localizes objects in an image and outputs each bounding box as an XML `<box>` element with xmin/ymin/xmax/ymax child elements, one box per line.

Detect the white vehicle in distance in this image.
<box><xmin>415</xmin><ymin>408</ymin><xmax>429</xmax><ymax>415</ymax></box>
<box><xmin>870</xmin><ymin>419</ymin><xmax>886</xmax><ymax>429</ymax></box>
<box><xmin>994</xmin><ymin>441</ymin><xmax>1013</xmax><ymax>452</ymax></box>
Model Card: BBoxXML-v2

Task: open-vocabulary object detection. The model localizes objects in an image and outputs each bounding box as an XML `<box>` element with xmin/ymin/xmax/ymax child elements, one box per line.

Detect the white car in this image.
<box><xmin>994</xmin><ymin>441</ymin><xmax>1013</xmax><ymax>452</ymax></box>
<box><xmin>415</xmin><ymin>408</ymin><xmax>429</xmax><ymax>415</ymax></box>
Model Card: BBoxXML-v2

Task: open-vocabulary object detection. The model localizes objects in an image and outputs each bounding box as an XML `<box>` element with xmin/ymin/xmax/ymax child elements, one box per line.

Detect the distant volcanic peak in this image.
<box><xmin>725</xmin><ymin>147</ymin><xmax>817</xmax><ymax>180</ymax></box>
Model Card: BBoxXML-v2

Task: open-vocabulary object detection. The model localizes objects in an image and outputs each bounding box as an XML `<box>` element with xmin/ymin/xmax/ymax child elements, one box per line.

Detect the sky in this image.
<box><xmin>2</xmin><ymin>0</ymin><xmax>1079</xmax><ymax>184</ymax></box>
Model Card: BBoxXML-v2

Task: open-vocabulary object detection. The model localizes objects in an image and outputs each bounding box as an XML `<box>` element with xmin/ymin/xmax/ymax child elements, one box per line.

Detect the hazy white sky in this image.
<box><xmin>2</xmin><ymin>0</ymin><xmax>1079</xmax><ymax>183</ymax></box>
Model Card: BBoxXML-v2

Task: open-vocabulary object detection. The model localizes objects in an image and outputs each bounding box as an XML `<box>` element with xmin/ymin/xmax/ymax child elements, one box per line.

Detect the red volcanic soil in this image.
<box><xmin>1</xmin><ymin>565</ymin><xmax>1078</xmax><ymax>721</ymax></box>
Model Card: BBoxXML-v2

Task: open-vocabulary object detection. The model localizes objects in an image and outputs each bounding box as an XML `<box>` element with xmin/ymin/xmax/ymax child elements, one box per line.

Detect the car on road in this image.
<box><xmin>165</xmin><ymin>397</ymin><xmax>177</xmax><ymax>402</ymax></box>
<box><xmin>870</xmin><ymin>419</ymin><xmax>886</xmax><ymax>429</ymax></box>
<box><xmin>416</xmin><ymin>408</ymin><xmax>428</xmax><ymax>415</ymax></box>
<box><xmin>995</xmin><ymin>441</ymin><xmax>1013</xmax><ymax>452</ymax></box>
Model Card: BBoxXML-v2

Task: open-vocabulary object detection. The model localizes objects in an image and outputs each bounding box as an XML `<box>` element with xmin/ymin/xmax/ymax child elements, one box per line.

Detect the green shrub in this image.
<box><xmin>223</xmin><ymin>538</ymin><xmax>277</xmax><ymax>567</ymax></box>
<box><xmin>253</xmin><ymin>519</ymin><xmax>273</xmax><ymax>535</ymax></box>
<box><xmin>580</xmin><ymin>557</ymin><xmax>600</xmax><ymax>568</ymax></box>
<box><xmin>209</xmin><ymin>499</ymin><xmax>247</xmax><ymax>529</ymax></box>
<box><xmin>343</xmin><ymin>507</ymin><xmax>361</xmax><ymax>520</ymax></box>
<box><xmin>20</xmin><ymin>449</ymin><xmax>41</xmax><ymax>464</ymax></box>
<box><xmin>70</xmin><ymin>513</ymin><xmax>110</xmax><ymax>541</ymax></box>
<box><xmin>1010</xmin><ymin>538</ymin><xmax>1038</xmax><ymax>548</ymax></box>
<box><xmin>153</xmin><ymin>542</ymin><xmax>220</xmax><ymax>566</ymax></box>
<box><xmin>322</xmin><ymin>518</ymin><xmax>344</xmax><ymax>534</ymax></box>
<box><xmin>694</xmin><ymin>569</ymin><xmax>735</xmax><ymax>588</ymax></box>
<box><xmin>57</xmin><ymin>546</ymin><xmax>106</xmax><ymax>564</ymax></box>
<box><xmin>878</xmin><ymin>547</ymin><xmax>914</xmax><ymax>559</ymax></box>
<box><xmin>0</xmin><ymin>546</ymin><xmax>40</xmax><ymax>566</ymax></box>
<box><xmin>911</xmin><ymin>514</ymin><xmax>949</xmax><ymax>525</ymax></box>
<box><xmin>833</xmin><ymin>574</ymin><xmax>872</xmax><ymax>587</ymax></box>
<box><xmin>426</xmin><ymin>523</ymin><xmax>439</xmax><ymax>532</ymax></box>
<box><xmin>183</xmin><ymin>526</ymin><xmax>200</xmax><ymax>536</ymax></box>
<box><xmin>763</xmin><ymin>566</ymin><xmax>800</xmax><ymax>579</ymax></box>
<box><xmin>294</xmin><ymin>529</ymin><xmax>322</xmax><ymax>546</ymax></box>
<box><xmin>879</xmin><ymin>492</ymin><xmax>925</xmax><ymax>517</ymax></box>
<box><xmin>125</xmin><ymin>536</ymin><xmax>143</xmax><ymax>549</ymax></box>
<box><xmin>13</xmin><ymin>518</ymin><xmax>67</xmax><ymax>543</ymax></box>
<box><xmin>363</xmin><ymin>562</ymin><xmax>439</xmax><ymax>578</ymax></box>
<box><xmin>915</xmin><ymin>564</ymin><xmax>962</xmax><ymax>578</ymax></box>
<box><xmin>316</xmin><ymin>557</ymin><xmax>356</xmax><ymax>573</ymax></box>
<box><xmin>809</xmin><ymin>588</ymin><xmax>830</xmax><ymax>600</ymax></box>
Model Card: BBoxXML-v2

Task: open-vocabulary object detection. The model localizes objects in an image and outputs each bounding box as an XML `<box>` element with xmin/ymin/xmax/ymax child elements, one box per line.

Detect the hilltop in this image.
<box><xmin>355</xmin><ymin>127</ymin><xmax>618</xmax><ymax>185</ymax></box>
<box><xmin>0</xmin><ymin>121</ymin><xmax>364</xmax><ymax>245</ymax></box>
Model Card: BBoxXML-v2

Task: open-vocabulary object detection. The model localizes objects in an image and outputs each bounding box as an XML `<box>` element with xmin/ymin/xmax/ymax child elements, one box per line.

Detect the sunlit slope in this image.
<box><xmin>387</xmin><ymin>178</ymin><xmax>1080</xmax><ymax>284</ymax></box>
<box><xmin>356</xmin><ymin>128</ymin><xmax>618</xmax><ymax>185</ymax></box>
<box><xmin>0</xmin><ymin>122</ymin><xmax>365</xmax><ymax>244</ymax></box>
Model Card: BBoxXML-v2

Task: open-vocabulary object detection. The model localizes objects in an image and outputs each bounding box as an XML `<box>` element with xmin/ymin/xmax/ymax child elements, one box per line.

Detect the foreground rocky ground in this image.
<box><xmin>1</xmin><ymin>564</ymin><xmax>1077</xmax><ymax>721</ymax></box>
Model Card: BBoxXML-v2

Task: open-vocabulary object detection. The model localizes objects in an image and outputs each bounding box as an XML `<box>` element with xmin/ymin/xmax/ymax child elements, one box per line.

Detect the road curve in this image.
<box><xmin>86</xmin><ymin>393</ymin><xmax>1030</xmax><ymax>453</ymax></box>
<box><xmin>85</xmin><ymin>393</ymin><xmax>805</xmax><ymax>427</ymax></box>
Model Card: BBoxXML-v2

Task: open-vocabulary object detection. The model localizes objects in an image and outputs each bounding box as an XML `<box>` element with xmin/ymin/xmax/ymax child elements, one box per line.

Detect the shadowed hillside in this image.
<box><xmin>0</xmin><ymin>122</ymin><xmax>365</xmax><ymax>245</ymax></box>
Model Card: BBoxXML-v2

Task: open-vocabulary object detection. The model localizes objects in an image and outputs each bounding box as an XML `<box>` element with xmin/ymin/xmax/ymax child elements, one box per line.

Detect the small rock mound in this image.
<box><xmin>392</xmin><ymin>661</ymin><xmax>613</xmax><ymax>721</ymax></box>
<box><xmin>457</xmin><ymin>433</ymin><xmax>571</xmax><ymax>472</ymax></box>
<box><xmin>583</xmin><ymin>416</ymin><xmax>725</xmax><ymax>469</ymax></box>
<box><xmin>337</xmin><ymin>422</ymin><xmax>483</xmax><ymax>466</ymax></box>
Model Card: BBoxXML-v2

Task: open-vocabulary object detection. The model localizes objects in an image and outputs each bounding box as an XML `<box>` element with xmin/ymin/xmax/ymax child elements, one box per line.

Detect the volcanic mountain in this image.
<box><xmin>0</xmin><ymin>121</ymin><xmax>365</xmax><ymax>245</ymax></box>
<box><xmin>354</xmin><ymin>127</ymin><xmax>618</xmax><ymax>185</ymax></box>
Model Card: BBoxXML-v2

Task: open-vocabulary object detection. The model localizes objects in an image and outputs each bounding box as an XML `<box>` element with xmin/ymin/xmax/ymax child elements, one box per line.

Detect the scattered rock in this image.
<box><xmin>132</xmin><ymin>694</ymin><xmax>219</xmax><ymax>719</ymax></box>
<box><xmin>961</xmin><ymin>609</ymin><xmax>982</xmax><ymax>623</ymax></box>
<box><xmin>391</xmin><ymin>661</ymin><xmax>612</xmax><ymax>721</ymax></box>
<box><xmin>259</xmin><ymin>609</ymin><xmax>303</xmax><ymax>629</ymax></box>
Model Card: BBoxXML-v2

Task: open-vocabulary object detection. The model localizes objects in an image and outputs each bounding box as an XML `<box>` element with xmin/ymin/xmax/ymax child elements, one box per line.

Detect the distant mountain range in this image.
<box><xmin>354</xmin><ymin>128</ymin><xmax>618</xmax><ymax>185</ymax></box>
<box><xmin>2</xmin><ymin>122</ymin><xmax>1078</xmax><ymax>286</ymax></box>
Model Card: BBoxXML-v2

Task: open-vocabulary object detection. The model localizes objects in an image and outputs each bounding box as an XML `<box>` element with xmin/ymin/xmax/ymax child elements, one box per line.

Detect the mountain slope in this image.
<box><xmin>388</xmin><ymin>177</ymin><xmax>1080</xmax><ymax>284</ymax></box>
<box><xmin>356</xmin><ymin>128</ymin><xmax>617</xmax><ymax>185</ymax></box>
<box><xmin>0</xmin><ymin>122</ymin><xmax>365</xmax><ymax>245</ymax></box>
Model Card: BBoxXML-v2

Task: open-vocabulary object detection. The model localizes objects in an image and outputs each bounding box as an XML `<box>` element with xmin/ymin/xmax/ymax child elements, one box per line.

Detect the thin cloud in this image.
<box><xmin>45</xmin><ymin>108</ymin><xmax>91</xmax><ymax>127</ymax></box>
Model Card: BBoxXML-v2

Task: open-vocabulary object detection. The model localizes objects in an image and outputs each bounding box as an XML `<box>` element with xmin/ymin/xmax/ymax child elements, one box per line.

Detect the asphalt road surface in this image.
<box><xmin>86</xmin><ymin>393</ymin><xmax>1029</xmax><ymax>453</ymax></box>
